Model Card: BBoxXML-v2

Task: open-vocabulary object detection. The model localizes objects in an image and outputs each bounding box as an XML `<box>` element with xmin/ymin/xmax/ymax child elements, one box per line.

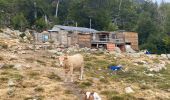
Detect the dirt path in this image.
<box><xmin>45</xmin><ymin>67</ymin><xmax>84</xmax><ymax>100</ymax></box>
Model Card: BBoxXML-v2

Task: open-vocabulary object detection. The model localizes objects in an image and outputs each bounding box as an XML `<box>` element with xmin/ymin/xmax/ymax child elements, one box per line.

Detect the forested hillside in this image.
<box><xmin>0</xmin><ymin>0</ymin><xmax>170</xmax><ymax>53</ymax></box>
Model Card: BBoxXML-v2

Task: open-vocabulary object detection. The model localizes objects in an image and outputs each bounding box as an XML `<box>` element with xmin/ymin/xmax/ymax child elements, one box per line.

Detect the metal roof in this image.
<box><xmin>50</xmin><ymin>25</ymin><xmax>98</xmax><ymax>33</ymax></box>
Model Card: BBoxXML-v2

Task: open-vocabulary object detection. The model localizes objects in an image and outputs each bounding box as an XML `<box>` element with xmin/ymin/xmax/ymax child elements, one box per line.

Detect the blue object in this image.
<box><xmin>109</xmin><ymin>66</ymin><xmax>122</xmax><ymax>71</ymax></box>
<box><xmin>145</xmin><ymin>51</ymin><xmax>150</xmax><ymax>54</ymax></box>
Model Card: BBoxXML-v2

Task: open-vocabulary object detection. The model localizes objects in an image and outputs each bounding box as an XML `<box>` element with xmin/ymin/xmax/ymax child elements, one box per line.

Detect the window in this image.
<box><xmin>99</xmin><ymin>35</ymin><xmax>109</xmax><ymax>41</ymax></box>
<box><xmin>42</xmin><ymin>34</ymin><xmax>49</xmax><ymax>42</ymax></box>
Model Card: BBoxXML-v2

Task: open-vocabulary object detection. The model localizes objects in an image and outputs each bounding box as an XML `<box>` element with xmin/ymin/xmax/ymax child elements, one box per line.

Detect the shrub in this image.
<box><xmin>2</xmin><ymin>64</ymin><xmax>14</xmax><ymax>69</ymax></box>
<box><xmin>27</xmin><ymin>71</ymin><xmax>40</xmax><ymax>78</ymax></box>
<box><xmin>0</xmin><ymin>43</ymin><xmax>8</xmax><ymax>49</ymax></box>
<box><xmin>100</xmin><ymin>78</ymin><xmax>109</xmax><ymax>83</ymax></box>
<box><xmin>64</xmin><ymin>90</ymin><xmax>73</xmax><ymax>94</ymax></box>
<box><xmin>34</xmin><ymin>87</ymin><xmax>44</xmax><ymax>92</ymax></box>
<box><xmin>78</xmin><ymin>81</ymin><xmax>92</xmax><ymax>88</ymax></box>
<box><xmin>36</xmin><ymin>60</ymin><xmax>46</xmax><ymax>66</ymax></box>
<box><xmin>0</xmin><ymin>56</ymin><xmax>3</xmax><ymax>60</ymax></box>
<box><xmin>47</xmin><ymin>72</ymin><xmax>61</xmax><ymax>81</ymax></box>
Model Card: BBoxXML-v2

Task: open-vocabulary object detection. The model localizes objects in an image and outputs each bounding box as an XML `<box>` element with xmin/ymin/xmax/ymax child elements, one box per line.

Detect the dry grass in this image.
<box><xmin>0</xmin><ymin>49</ymin><xmax>170</xmax><ymax>100</ymax></box>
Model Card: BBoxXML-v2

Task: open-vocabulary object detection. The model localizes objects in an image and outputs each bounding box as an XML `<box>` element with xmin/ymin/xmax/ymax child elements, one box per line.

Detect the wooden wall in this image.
<box><xmin>78</xmin><ymin>34</ymin><xmax>91</xmax><ymax>48</ymax></box>
<box><xmin>124</xmin><ymin>32</ymin><xmax>138</xmax><ymax>51</ymax></box>
<box><xmin>107</xmin><ymin>43</ymin><xmax>115</xmax><ymax>51</ymax></box>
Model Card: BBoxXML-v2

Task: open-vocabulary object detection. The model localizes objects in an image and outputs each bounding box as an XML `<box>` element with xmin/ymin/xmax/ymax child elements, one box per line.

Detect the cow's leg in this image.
<box><xmin>64</xmin><ymin>71</ymin><xmax>69</xmax><ymax>82</ymax></box>
<box><xmin>70</xmin><ymin>65</ymin><xmax>74</xmax><ymax>82</ymax></box>
<box><xmin>80</xmin><ymin>64</ymin><xmax>84</xmax><ymax>80</ymax></box>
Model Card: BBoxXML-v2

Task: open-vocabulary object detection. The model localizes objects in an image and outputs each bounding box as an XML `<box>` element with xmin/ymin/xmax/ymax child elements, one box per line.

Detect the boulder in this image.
<box><xmin>167</xmin><ymin>54</ymin><xmax>170</xmax><ymax>59</ymax></box>
<box><xmin>114</xmin><ymin>47</ymin><xmax>121</xmax><ymax>53</ymax></box>
<box><xmin>125</xmin><ymin>45</ymin><xmax>136</xmax><ymax>53</ymax></box>
<box><xmin>0</xmin><ymin>63</ymin><xmax>4</xmax><ymax>68</ymax></box>
<box><xmin>13</xmin><ymin>64</ymin><xmax>23</xmax><ymax>70</ymax></box>
<box><xmin>8</xmin><ymin>79</ymin><xmax>15</xmax><ymax>87</ymax></box>
<box><xmin>130</xmin><ymin>53</ymin><xmax>141</xmax><ymax>58</ymax></box>
<box><xmin>160</xmin><ymin>54</ymin><xmax>168</xmax><ymax>59</ymax></box>
<box><xmin>125</xmin><ymin>87</ymin><xmax>134</xmax><ymax>93</ymax></box>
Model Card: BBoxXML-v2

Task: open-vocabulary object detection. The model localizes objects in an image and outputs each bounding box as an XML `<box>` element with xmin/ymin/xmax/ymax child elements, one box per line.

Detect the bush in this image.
<box><xmin>27</xmin><ymin>71</ymin><xmax>40</xmax><ymax>78</ymax></box>
<box><xmin>34</xmin><ymin>87</ymin><xmax>44</xmax><ymax>92</ymax></box>
<box><xmin>78</xmin><ymin>81</ymin><xmax>92</xmax><ymax>88</ymax></box>
<box><xmin>100</xmin><ymin>78</ymin><xmax>109</xmax><ymax>83</ymax></box>
<box><xmin>2</xmin><ymin>64</ymin><xmax>14</xmax><ymax>69</ymax></box>
<box><xmin>64</xmin><ymin>90</ymin><xmax>73</xmax><ymax>94</ymax></box>
<box><xmin>47</xmin><ymin>72</ymin><xmax>61</xmax><ymax>81</ymax></box>
<box><xmin>36</xmin><ymin>60</ymin><xmax>46</xmax><ymax>66</ymax></box>
<box><xmin>11</xmin><ymin>13</ymin><xmax>28</xmax><ymax>30</ymax></box>
<box><xmin>35</xmin><ymin>17</ymin><xmax>47</xmax><ymax>31</ymax></box>
<box><xmin>0</xmin><ymin>43</ymin><xmax>8</xmax><ymax>49</ymax></box>
<box><xmin>0</xmin><ymin>56</ymin><xmax>4</xmax><ymax>60</ymax></box>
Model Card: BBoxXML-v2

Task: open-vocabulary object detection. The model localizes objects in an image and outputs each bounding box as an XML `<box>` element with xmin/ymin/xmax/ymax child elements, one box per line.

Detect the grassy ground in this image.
<box><xmin>0</xmin><ymin>49</ymin><xmax>169</xmax><ymax>100</ymax></box>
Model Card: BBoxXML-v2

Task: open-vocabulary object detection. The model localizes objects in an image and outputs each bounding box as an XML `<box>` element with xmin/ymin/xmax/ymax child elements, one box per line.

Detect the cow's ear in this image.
<box><xmin>90</xmin><ymin>92</ymin><xmax>94</xmax><ymax>95</ymax></box>
<box><xmin>64</xmin><ymin>56</ymin><xmax>68</xmax><ymax>60</ymax></box>
<box><xmin>64</xmin><ymin>54</ymin><xmax>68</xmax><ymax>60</ymax></box>
<box><xmin>80</xmin><ymin>90</ymin><xmax>86</xmax><ymax>94</ymax></box>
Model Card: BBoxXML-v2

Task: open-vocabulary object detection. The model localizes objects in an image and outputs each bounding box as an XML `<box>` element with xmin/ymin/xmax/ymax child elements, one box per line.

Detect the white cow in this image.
<box><xmin>83</xmin><ymin>92</ymin><xmax>101</xmax><ymax>100</ymax></box>
<box><xmin>58</xmin><ymin>54</ymin><xmax>84</xmax><ymax>82</ymax></box>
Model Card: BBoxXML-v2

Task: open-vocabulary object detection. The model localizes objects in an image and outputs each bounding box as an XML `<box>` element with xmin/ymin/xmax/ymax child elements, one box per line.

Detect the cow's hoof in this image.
<box><xmin>79</xmin><ymin>78</ymin><xmax>82</xmax><ymax>80</ymax></box>
<box><xmin>64</xmin><ymin>80</ymin><xmax>67</xmax><ymax>82</ymax></box>
<box><xmin>70</xmin><ymin>79</ymin><xmax>73</xmax><ymax>82</ymax></box>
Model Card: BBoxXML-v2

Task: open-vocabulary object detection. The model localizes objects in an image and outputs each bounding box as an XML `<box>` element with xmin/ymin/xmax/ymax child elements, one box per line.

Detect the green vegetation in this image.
<box><xmin>78</xmin><ymin>81</ymin><xmax>92</xmax><ymax>89</ymax></box>
<box><xmin>0</xmin><ymin>0</ymin><xmax>170</xmax><ymax>53</ymax></box>
<box><xmin>47</xmin><ymin>72</ymin><xmax>61</xmax><ymax>81</ymax></box>
<box><xmin>101</xmin><ymin>90</ymin><xmax>137</xmax><ymax>100</ymax></box>
<box><xmin>0</xmin><ymin>70</ymin><xmax>23</xmax><ymax>82</ymax></box>
<box><xmin>27</xmin><ymin>71</ymin><xmax>40</xmax><ymax>78</ymax></box>
<box><xmin>34</xmin><ymin>86</ymin><xmax>44</xmax><ymax>92</ymax></box>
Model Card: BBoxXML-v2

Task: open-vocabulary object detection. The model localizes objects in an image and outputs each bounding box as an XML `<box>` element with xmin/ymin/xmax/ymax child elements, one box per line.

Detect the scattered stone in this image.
<box><xmin>125</xmin><ymin>45</ymin><xmax>136</xmax><ymax>53</ymax></box>
<box><xmin>14</xmin><ymin>64</ymin><xmax>23</xmax><ymax>70</ymax></box>
<box><xmin>8</xmin><ymin>79</ymin><xmax>15</xmax><ymax>87</ymax></box>
<box><xmin>7</xmin><ymin>87</ymin><xmax>15</xmax><ymax>97</ymax></box>
<box><xmin>134</xmin><ymin>63</ymin><xmax>139</xmax><ymax>66</ymax></box>
<box><xmin>130</xmin><ymin>53</ymin><xmax>141</xmax><ymax>58</ymax></box>
<box><xmin>160</xmin><ymin>54</ymin><xmax>168</xmax><ymax>59</ymax></box>
<box><xmin>18</xmin><ymin>51</ymin><xmax>27</xmax><ymax>54</ymax></box>
<box><xmin>93</xmin><ymin>78</ymin><xmax>100</xmax><ymax>82</ymax></box>
<box><xmin>114</xmin><ymin>47</ymin><xmax>121</xmax><ymax>53</ymax></box>
<box><xmin>125</xmin><ymin>87</ymin><xmax>134</xmax><ymax>93</ymax></box>
<box><xmin>167</xmin><ymin>54</ymin><xmax>170</xmax><ymax>59</ymax></box>
<box><xmin>0</xmin><ymin>63</ymin><xmax>4</xmax><ymax>68</ymax></box>
<box><xmin>148</xmin><ymin>63</ymin><xmax>166</xmax><ymax>72</ymax></box>
<box><xmin>146</xmin><ymin>73</ymin><xmax>154</xmax><ymax>77</ymax></box>
<box><xmin>48</xmin><ymin>50</ymin><xmax>58</xmax><ymax>54</ymax></box>
<box><xmin>166</xmin><ymin>88</ymin><xmax>170</xmax><ymax>92</ymax></box>
<box><xmin>147</xmin><ymin>55</ymin><xmax>157</xmax><ymax>59</ymax></box>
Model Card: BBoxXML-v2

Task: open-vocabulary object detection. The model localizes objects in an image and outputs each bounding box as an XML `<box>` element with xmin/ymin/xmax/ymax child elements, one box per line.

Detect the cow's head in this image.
<box><xmin>58</xmin><ymin>55</ymin><xmax>68</xmax><ymax>67</ymax></box>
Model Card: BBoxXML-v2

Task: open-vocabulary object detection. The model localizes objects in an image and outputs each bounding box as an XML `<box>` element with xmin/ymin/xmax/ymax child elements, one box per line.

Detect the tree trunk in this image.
<box><xmin>55</xmin><ymin>0</ymin><xmax>59</xmax><ymax>17</ymax></box>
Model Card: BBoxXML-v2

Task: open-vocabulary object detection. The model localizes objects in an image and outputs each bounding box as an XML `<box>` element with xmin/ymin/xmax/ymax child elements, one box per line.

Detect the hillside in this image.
<box><xmin>0</xmin><ymin>29</ymin><xmax>170</xmax><ymax>100</ymax></box>
<box><xmin>0</xmin><ymin>0</ymin><xmax>170</xmax><ymax>53</ymax></box>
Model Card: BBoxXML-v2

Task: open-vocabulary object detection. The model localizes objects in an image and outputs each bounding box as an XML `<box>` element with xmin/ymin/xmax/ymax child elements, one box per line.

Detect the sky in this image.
<box><xmin>155</xmin><ymin>0</ymin><xmax>170</xmax><ymax>4</ymax></box>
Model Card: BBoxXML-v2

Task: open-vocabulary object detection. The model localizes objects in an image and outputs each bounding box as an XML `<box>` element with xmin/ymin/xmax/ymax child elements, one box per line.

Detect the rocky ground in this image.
<box><xmin>0</xmin><ymin>28</ymin><xmax>170</xmax><ymax>100</ymax></box>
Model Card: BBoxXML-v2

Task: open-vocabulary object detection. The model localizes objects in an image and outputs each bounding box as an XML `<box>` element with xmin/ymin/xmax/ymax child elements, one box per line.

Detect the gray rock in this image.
<box><xmin>125</xmin><ymin>45</ymin><xmax>136</xmax><ymax>53</ymax></box>
<box><xmin>160</xmin><ymin>54</ymin><xmax>168</xmax><ymax>59</ymax></box>
<box><xmin>14</xmin><ymin>64</ymin><xmax>22</xmax><ymax>70</ymax></box>
<box><xmin>167</xmin><ymin>54</ymin><xmax>170</xmax><ymax>59</ymax></box>
<box><xmin>48</xmin><ymin>50</ymin><xmax>58</xmax><ymax>54</ymax></box>
<box><xmin>167</xmin><ymin>88</ymin><xmax>170</xmax><ymax>92</ymax></box>
<box><xmin>125</xmin><ymin>87</ymin><xmax>134</xmax><ymax>93</ymax></box>
<box><xmin>93</xmin><ymin>78</ymin><xmax>100</xmax><ymax>82</ymax></box>
<box><xmin>114</xmin><ymin>47</ymin><xmax>121</xmax><ymax>53</ymax></box>
<box><xmin>130</xmin><ymin>53</ymin><xmax>141</xmax><ymax>58</ymax></box>
<box><xmin>0</xmin><ymin>63</ymin><xmax>4</xmax><ymax>68</ymax></box>
<box><xmin>8</xmin><ymin>79</ymin><xmax>15</xmax><ymax>87</ymax></box>
<box><xmin>7</xmin><ymin>87</ymin><xmax>15</xmax><ymax>97</ymax></box>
